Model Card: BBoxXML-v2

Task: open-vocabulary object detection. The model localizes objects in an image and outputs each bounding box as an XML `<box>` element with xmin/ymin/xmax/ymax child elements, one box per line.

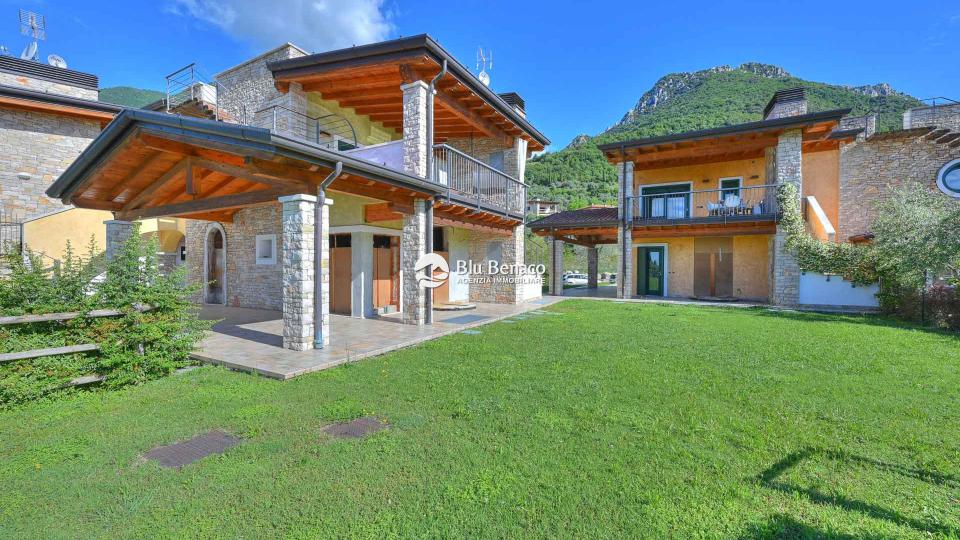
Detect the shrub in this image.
<box><xmin>0</xmin><ymin>229</ymin><xmax>209</xmax><ymax>407</ymax></box>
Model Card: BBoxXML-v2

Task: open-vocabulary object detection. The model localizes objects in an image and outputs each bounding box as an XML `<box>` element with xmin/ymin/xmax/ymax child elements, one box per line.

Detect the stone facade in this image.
<box><xmin>466</xmin><ymin>224</ymin><xmax>525</xmax><ymax>304</ymax></box>
<box><xmin>401</xmin><ymin>198</ymin><xmax>427</xmax><ymax>324</ymax></box>
<box><xmin>401</xmin><ymin>81</ymin><xmax>429</xmax><ymax>178</ymax></box>
<box><xmin>0</xmin><ymin>107</ymin><xmax>100</xmax><ymax>219</ymax></box>
<box><xmin>104</xmin><ymin>220</ymin><xmax>134</xmax><ymax>261</ymax></box>
<box><xmin>0</xmin><ymin>72</ymin><xmax>98</xmax><ymax>100</ymax></box>
<box><xmin>549</xmin><ymin>237</ymin><xmax>564</xmax><ymax>296</ymax></box>
<box><xmin>838</xmin><ymin>133</ymin><xmax>960</xmax><ymax>240</ymax></box>
<box><xmin>615</xmin><ymin>160</ymin><xmax>634</xmax><ymax>298</ymax></box>
<box><xmin>587</xmin><ymin>247</ymin><xmax>599</xmax><ymax>288</ymax></box>
<box><xmin>769</xmin><ymin>129</ymin><xmax>803</xmax><ymax>306</ymax></box>
<box><xmin>216</xmin><ymin>44</ymin><xmax>308</xmax><ymax>124</ymax></box>
<box><xmin>903</xmin><ymin>103</ymin><xmax>960</xmax><ymax>131</ymax></box>
<box><xmin>839</xmin><ymin>114</ymin><xmax>878</xmax><ymax>138</ymax></box>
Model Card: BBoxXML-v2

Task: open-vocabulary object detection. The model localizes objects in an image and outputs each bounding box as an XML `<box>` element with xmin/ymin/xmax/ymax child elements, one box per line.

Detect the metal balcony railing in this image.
<box><xmin>626</xmin><ymin>184</ymin><xmax>779</xmax><ymax>224</ymax></box>
<box><xmin>252</xmin><ymin>105</ymin><xmax>358</xmax><ymax>151</ymax></box>
<box><xmin>165</xmin><ymin>63</ymin><xmax>226</xmax><ymax>120</ymax></box>
<box><xmin>432</xmin><ymin>144</ymin><xmax>525</xmax><ymax>216</ymax></box>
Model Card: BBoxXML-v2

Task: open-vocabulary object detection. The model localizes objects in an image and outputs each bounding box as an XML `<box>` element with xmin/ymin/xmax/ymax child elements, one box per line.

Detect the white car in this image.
<box><xmin>563</xmin><ymin>273</ymin><xmax>588</xmax><ymax>286</ymax></box>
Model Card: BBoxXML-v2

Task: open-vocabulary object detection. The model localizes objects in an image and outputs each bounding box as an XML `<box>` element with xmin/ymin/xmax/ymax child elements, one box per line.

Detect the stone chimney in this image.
<box><xmin>763</xmin><ymin>87</ymin><xmax>808</xmax><ymax>120</ymax></box>
<box><xmin>498</xmin><ymin>92</ymin><xmax>525</xmax><ymax>118</ymax></box>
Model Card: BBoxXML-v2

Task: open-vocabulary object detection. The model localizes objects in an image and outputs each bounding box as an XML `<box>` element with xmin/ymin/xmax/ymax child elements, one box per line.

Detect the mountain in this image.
<box><xmin>526</xmin><ymin>63</ymin><xmax>922</xmax><ymax>210</ymax></box>
<box><xmin>99</xmin><ymin>86</ymin><xmax>165</xmax><ymax>108</ymax></box>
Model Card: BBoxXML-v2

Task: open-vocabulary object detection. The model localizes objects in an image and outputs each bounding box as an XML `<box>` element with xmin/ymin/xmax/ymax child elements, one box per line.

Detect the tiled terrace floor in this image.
<box><xmin>192</xmin><ymin>297</ymin><xmax>563</xmax><ymax>380</ymax></box>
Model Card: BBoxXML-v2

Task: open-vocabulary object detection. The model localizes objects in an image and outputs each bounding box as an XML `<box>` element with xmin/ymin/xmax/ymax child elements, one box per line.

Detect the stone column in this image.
<box><xmin>279</xmin><ymin>194</ymin><xmax>318</xmax><ymax>351</ymax></box>
<box><xmin>770</xmin><ymin>129</ymin><xmax>802</xmax><ymax>306</ymax></box>
<box><xmin>587</xmin><ymin>247</ymin><xmax>599</xmax><ymax>289</ymax></box>
<box><xmin>505</xmin><ymin>223</ymin><xmax>526</xmax><ymax>303</ymax></box>
<box><xmin>401</xmin><ymin>198</ymin><xmax>427</xmax><ymax>325</ymax></box>
<box><xmin>401</xmin><ymin>80</ymin><xmax>429</xmax><ymax>178</ymax></box>
<box><xmin>616</xmin><ymin>160</ymin><xmax>635</xmax><ymax>299</ymax></box>
<box><xmin>549</xmin><ymin>236</ymin><xmax>564</xmax><ymax>296</ymax></box>
<box><xmin>104</xmin><ymin>220</ymin><xmax>134</xmax><ymax>261</ymax></box>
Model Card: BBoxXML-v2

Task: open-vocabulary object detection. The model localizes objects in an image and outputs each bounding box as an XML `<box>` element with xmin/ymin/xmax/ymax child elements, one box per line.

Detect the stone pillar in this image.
<box><xmin>506</xmin><ymin>224</ymin><xmax>526</xmax><ymax>303</ymax></box>
<box><xmin>770</xmin><ymin>129</ymin><xmax>802</xmax><ymax>306</ymax></box>
<box><xmin>401</xmin><ymin>198</ymin><xmax>427</xmax><ymax>325</ymax></box>
<box><xmin>616</xmin><ymin>160</ymin><xmax>635</xmax><ymax>299</ymax></box>
<box><xmin>401</xmin><ymin>80</ymin><xmax>429</xmax><ymax>178</ymax></box>
<box><xmin>549</xmin><ymin>236</ymin><xmax>564</xmax><ymax>296</ymax></box>
<box><xmin>104</xmin><ymin>220</ymin><xmax>134</xmax><ymax>261</ymax></box>
<box><xmin>587</xmin><ymin>247</ymin><xmax>599</xmax><ymax>289</ymax></box>
<box><xmin>279</xmin><ymin>194</ymin><xmax>319</xmax><ymax>351</ymax></box>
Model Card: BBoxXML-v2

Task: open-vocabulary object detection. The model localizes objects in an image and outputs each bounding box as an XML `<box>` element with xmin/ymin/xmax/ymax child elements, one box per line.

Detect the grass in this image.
<box><xmin>1</xmin><ymin>300</ymin><xmax>959</xmax><ymax>538</ymax></box>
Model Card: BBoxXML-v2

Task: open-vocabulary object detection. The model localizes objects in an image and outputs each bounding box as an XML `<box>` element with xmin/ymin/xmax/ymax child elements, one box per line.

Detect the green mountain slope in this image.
<box><xmin>99</xmin><ymin>86</ymin><xmax>165</xmax><ymax>108</ymax></box>
<box><xmin>526</xmin><ymin>63</ymin><xmax>922</xmax><ymax>210</ymax></box>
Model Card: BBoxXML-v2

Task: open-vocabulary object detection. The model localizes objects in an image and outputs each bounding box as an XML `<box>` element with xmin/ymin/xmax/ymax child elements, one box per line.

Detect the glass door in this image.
<box><xmin>641</xmin><ymin>184</ymin><xmax>691</xmax><ymax>220</ymax></box>
<box><xmin>636</xmin><ymin>246</ymin><xmax>665</xmax><ymax>296</ymax></box>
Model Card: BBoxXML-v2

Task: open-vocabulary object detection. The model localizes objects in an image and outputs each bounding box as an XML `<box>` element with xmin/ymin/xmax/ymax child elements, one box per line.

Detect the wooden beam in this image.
<box><xmin>118</xmin><ymin>188</ymin><xmax>290</xmax><ymax>221</ymax></box>
<box><xmin>433</xmin><ymin>215</ymin><xmax>515</xmax><ymax>234</ymax></box>
<box><xmin>434</xmin><ymin>88</ymin><xmax>512</xmax><ymax>146</ymax></box>
<box><xmin>122</xmin><ymin>158</ymin><xmax>191</xmax><ymax>210</ymax></box>
<box><xmin>364</xmin><ymin>202</ymin><xmax>405</xmax><ymax>222</ymax></box>
<box><xmin>106</xmin><ymin>151</ymin><xmax>168</xmax><ymax>202</ymax></box>
<box><xmin>194</xmin><ymin>158</ymin><xmax>312</xmax><ymax>190</ymax></box>
<box><xmin>0</xmin><ymin>95</ymin><xmax>116</xmax><ymax>125</ymax></box>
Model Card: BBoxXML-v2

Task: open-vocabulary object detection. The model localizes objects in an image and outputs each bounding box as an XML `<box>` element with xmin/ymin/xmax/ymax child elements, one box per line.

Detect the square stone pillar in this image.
<box><xmin>587</xmin><ymin>247</ymin><xmax>599</xmax><ymax>289</ymax></box>
<box><xmin>279</xmin><ymin>194</ymin><xmax>322</xmax><ymax>351</ymax></box>
<box><xmin>770</xmin><ymin>128</ymin><xmax>803</xmax><ymax>306</ymax></box>
<box><xmin>401</xmin><ymin>80</ymin><xmax>429</xmax><ymax>178</ymax></box>
<box><xmin>401</xmin><ymin>198</ymin><xmax>427</xmax><ymax>325</ymax></box>
<box><xmin>104</xmin><ymin>220</ymin><xmax>134</xmax><ymax>261</ymax></box>
<box><xmin>549</xmin><ymin>236</ymin><xmax>564</xmax><ymax>296</ymax></box>
<box><xmin>616</xmin><ymin>159</ymin><xmax>635</xmax><ymax>299</ymax></box>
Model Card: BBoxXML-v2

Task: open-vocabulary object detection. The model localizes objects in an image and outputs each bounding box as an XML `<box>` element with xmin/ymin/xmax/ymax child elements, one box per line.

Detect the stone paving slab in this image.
<box><xmin>192</xmin><ymin>297</ymin><xmax>563</xmax><ymax>380</ymax></box>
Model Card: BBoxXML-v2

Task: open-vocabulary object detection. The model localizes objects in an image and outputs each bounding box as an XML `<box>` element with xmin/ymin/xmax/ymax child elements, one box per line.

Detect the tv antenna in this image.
<box><xmin>476</xmin><ymin>47</ymin><xmax>492</xmax><ymax>86</ymax></box>
<box><xmin>18</xmin><ymin>9</ymin><xmax>45</xmax><ymax>62</ymax></box>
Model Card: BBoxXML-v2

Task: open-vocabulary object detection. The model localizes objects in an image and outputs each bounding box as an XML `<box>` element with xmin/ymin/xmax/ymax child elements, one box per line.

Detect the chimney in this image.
<box><xmin>763</xmin><ymin>87</ymin><xmax>807</xmax><ymax>120</ymax></box>
<box><xmin>498</xmin><ymin>92</ymin><xmax>525</xmax><ymax>118</ymax></box>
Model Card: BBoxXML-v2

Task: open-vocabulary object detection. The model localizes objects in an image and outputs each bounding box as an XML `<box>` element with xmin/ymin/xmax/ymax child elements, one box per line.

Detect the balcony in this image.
<box><xmin>432</xmin><ymin>144</ymin><xmax>525</xmax><ymax>218</ymax></box>
<box><xmin>251</xmin><ymin>105</ymin><xmax>359</xmax><ymax>151</ymax></box>
<box><xmin>627</xmin><ymin>184</ymin><xmax>779</xmax><ymax>225</ymax></box>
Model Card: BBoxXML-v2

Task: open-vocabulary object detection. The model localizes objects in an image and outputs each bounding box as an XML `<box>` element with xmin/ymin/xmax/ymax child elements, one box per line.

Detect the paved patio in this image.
<box><xmin>192</xmin><ymin>297</ymin><xmax>563</xmax><ymax>379</ymax></box>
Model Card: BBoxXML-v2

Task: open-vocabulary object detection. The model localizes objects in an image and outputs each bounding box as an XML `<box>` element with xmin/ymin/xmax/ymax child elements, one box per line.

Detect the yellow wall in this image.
<box><xmin>23</xmin><ymin>208</ymin><xmax>111</xmax><ymax>260</ymax></box>
<box><xmin>802</xmin><ymin>150</ymin><xmax>840</xmax><ymax>234</ymax></box>
<box><xmin>307</xmin><ymin>94</ymin><xmax>399</xmax><ymax>147</ymax></box>
<box><xmin>329</xmin><ymin>190</ymin><xmax>402</xmax><ymax>230</ymax></box>
<box><xmin>631</xmin><ymin>234</ymin><xmax>770</xmax><ymax>301</ymax></box>
<box><xmin>633</xmin><ymin>157</ymin><xmax>768</xmax><ymax>191</ymax></box>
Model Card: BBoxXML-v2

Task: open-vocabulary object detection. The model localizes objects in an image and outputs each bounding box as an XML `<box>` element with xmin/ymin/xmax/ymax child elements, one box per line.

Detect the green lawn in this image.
<box><xmin>1</xmin><ymin>301</ymin><xmax>959</xmax><ymax>538</ymax></box>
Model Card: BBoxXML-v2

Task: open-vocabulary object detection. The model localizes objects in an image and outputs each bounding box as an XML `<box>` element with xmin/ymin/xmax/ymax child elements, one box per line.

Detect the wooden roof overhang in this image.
<box><xmin>268</xmin><ymin>35</ymin><xmax>550</xmax><ymax>152</ymax></box>
<box><xmin>598</xmin><ymin>109</ymin><xmax>854</xmax><ymax>171</ymax></box>
<box><xmin>46</xmin><ymin>110</ymin><xmax>522</xmax><ymax>230</ymax></box>
<box><xmin>0</xmin><ymin>84</ymin><xmax>122</xmax><ymax>127</ymax></box>
<box><xmin>46</xmin><ymin>110</ymin><xmax>447</xmax><ymax>224</ymax></box>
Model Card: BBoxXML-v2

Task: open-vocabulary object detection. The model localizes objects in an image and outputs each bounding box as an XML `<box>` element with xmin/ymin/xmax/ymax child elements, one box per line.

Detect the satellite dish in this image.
<box><xmin>47</xmin><ymin>54</ymin><xmax>67</xmax><ymax>69</ymax></box>
<box><xmin>20</xmin><ymin>41</ymin><xmax>38</xmax><ymax>61</ymax></box>
<box><xmin>478</xmin><ymin>70</ymin><xmax>490</xmax><ymax>87</ymax></box>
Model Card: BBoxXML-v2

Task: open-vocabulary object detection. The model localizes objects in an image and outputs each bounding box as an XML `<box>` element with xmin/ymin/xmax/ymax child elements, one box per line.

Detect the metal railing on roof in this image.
<box><xmin>251</xmin><ymin>104</ymin><xmax>358</xmax><ymax>151</ymax></box>
<box><xmin>165</xmin><ymin>63</ymin><xmax>227</xmax><ymax>121</ymax></box>
<box><xmin>432</xmin><ymin>144</ymin><xmax>525</xmax><ymax>216</ymax></box>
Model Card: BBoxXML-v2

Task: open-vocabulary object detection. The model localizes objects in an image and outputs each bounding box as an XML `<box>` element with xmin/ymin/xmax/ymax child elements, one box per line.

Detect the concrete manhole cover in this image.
<box><xmin>143</xmin><ymin>430</ymin><xmax>241</xmax><ymax>469</ymax></box>
<box><xmin>322</xmin><ymin>416</ymin><xmax>389</xmax><ymax>439</ymax></box>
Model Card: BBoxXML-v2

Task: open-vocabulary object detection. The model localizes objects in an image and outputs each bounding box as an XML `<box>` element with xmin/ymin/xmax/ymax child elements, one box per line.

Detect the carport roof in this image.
<box><xmin>528</xmin><ymin>206</ymin><xmax>619</xmax><ymax>230</ymax></box>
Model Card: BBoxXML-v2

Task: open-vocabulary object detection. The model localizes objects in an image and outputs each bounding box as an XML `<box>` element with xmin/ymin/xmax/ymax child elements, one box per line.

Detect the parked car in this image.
<box><xmin>563</xmin><ymin>273</ymin><xmax>588</xmax><ymax>286</ymax></box>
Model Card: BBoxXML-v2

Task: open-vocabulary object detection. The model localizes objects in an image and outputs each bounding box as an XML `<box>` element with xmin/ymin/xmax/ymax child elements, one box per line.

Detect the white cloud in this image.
<box><xmin>168</xmin><ymin>0</ymin><xmax>394</xmax><ymax>53</ymax></box>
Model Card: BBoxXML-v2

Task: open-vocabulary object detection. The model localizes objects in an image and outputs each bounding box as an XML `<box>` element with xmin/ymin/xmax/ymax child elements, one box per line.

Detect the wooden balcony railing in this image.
<box><xmin>432</xmin><ymin>144</ymin><xmax>525</xmax><ymax>217</ymax></box>
<box><xmin>626</xmin><ymin>184</ymin><xmax>779</xmax><ymax>225</ymax></box>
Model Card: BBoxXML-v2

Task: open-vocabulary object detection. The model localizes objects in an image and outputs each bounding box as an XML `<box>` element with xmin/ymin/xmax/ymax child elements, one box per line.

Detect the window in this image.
<box><xmin>329</xmin><ymin>234</ymin><xmax>352</xmax><ymax>248</ymax></box>
<box><xmin>432</xmin><ymin>227</ymin><xmax>445</xmax><ymax>252</ymax></box>
<box><xmin>641</xmin><ymin>184</ymin><xmax>691</xmax><ymax>219</ymax></box>
<box><xmin>179</xmin><ymin>245</ymin><xmax>186</xmax><ymax>262</ymax></box>
<box><xmin>937</xmin><ymin>159</ymin><xmax>960</xmax><ymax>198</ymax></box>
<box><xmin>255</xmin><ymin>234</ymin><xmax>277</xmax><ymax>265</ymax></box>
<box><xmin>486</xmin><ymin>241</ymin><xmax>502</xmax><ymax>264</ymax></box>
<box><xmin>720</xmin><ymin>177</ymin><xmax>742</xmax><ymax>199</ymax></box>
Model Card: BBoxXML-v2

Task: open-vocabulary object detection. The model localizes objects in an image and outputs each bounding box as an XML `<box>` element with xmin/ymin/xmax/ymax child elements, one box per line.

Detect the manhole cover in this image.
<box><xmin>322</xmin><ymin>416</ymin><xmax>388</xmax><ymax>439</ymax></box>
<box><xmin>144</xmin><ymin>430</ymin><xmax>241</xmax><ymax>469</ymax></box>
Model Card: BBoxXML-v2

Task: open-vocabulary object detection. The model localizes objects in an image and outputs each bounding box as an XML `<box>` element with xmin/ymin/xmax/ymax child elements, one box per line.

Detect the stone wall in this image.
<box><xmin>769</xmin><ymin>129</ymin><xmax>803</xmax><ymax>306</ymax></box>
<box><xmin>903</xmin><ymin>103</ymin><xmax>960</xmax><ymax>132</ymax></box>
<box><xmin>0</xmin><ymin>72</ymin><xmax>98</xmax><ymax>100</ymax></box>
<box><xmin>764</xmin><ymin>98</ymin><xmax>807</xmax><ymax>120</ymax></box>
<box><xmin>444</xmin><ymin>136</ymin><xmax>515</xmax><ymax>176</ymax></box>
<box><xmin>838</xmin><ymin>134</ymin><xmax>960</xmax><ymax>240</ymax></box>
<box><xmin>216</xmin><ymin>44</ymin><xmax>308</xmax><ymax>124</ymax></box>
<box><xmin>466</xmin><ymin>225</ymin><xmax>524</xmax><ymax>304</ymax></box>
<box><xmin>0</xmin><ymin>107</ymin><xmax>100</xmax><ymax>219</ymax></box>
<box><xmin>184</xmin><ymin>204</ymin><xmax>284</xmax><ymax>310</ymax></box>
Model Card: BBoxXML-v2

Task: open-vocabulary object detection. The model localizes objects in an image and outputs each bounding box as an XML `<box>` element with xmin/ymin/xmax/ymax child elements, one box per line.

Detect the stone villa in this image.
<box><xmin>530</xmin><ymin>88</ymin><xmax>960</xmax><ymax>307</ymax></box>
<box><xmin>45</xmin><ymin>35</ymin><xmax>549</xmax><ymax>352</ymax></box>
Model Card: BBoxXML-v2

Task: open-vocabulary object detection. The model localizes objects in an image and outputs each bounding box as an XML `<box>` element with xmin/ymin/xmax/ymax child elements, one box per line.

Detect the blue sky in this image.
<box><xmin>1</xmin><ymin>0</ymin><xmax>956</xmax><ymax>150</ymax></box>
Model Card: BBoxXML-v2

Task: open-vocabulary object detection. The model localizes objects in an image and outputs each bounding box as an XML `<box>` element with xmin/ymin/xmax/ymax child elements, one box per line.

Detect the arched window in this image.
<box><xmin>936</xmin><ymin>159</ymin><xmax>960</xmax><ymax>198</ymax></box>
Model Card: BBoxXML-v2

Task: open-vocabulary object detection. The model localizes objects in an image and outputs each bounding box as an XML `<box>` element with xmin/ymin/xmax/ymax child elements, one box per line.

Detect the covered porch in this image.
<box><xmin>195</xmin><ymin>299</ymin><xmax>561</xmax><ymax>379</ymax></box>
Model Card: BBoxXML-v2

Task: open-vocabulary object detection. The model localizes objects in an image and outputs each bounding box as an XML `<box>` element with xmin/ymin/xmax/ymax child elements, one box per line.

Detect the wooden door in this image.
<box><xmin>373</xmin><ymin>236</ymin><xmax>399</xmax><ymax>311</ymax></box>
<box><xmin>330</xmin><ymin>247</ymin><xmax>352</xmax><ymax>314</ymax></box>
<box><xmin>433</xmin><ymin>251</ymin><xmax>450</xmax><ymax>304</ymax></box>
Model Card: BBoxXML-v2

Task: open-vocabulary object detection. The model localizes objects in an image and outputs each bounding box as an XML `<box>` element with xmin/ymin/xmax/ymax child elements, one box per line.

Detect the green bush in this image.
<box><xmin>0</xmin><ymin>228</ymin><xmax>209</xmax><ymax>407</ymax></box>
